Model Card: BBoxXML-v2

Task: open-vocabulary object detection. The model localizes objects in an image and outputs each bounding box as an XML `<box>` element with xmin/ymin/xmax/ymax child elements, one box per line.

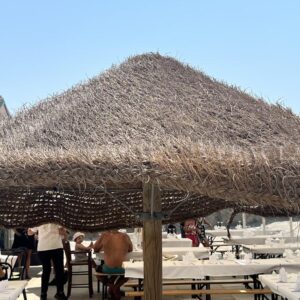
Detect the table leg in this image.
<box><xmin>22</xmin><ymin>289</ymin><xmax>27</xmax><ymax>300</ymax></box>
<box><xmin>205</xmin><ymin>276</ymin><xmax>211</xmax><ymax>300</ymax></box>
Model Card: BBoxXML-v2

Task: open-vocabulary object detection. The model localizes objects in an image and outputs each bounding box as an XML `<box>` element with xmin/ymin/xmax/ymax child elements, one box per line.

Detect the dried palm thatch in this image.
<box><xmin>0</xmin><ymin>53</ymin><xmax>299</xmax><ymax>231</ymax></box>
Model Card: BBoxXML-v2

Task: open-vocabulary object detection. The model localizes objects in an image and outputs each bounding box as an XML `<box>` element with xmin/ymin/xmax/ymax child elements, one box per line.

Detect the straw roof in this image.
<box><xmin>0</xmin><ymin>53</ymin><xmax>299</xmax><ymax>230</ymax></box>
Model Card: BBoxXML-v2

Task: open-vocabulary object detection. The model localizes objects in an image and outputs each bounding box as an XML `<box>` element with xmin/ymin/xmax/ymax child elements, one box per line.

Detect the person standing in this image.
<box><xmin>166</xmin><ymin>224</ymin><xmax>177</xmax><ymax>235</ymax></box>
<box><xmin>11</xmin><ymin>227</ymin><xmax>35</xmax><ymax>279</ymax></box>
<box><xmin>196</xmin><ymin>217</ymin><xmax>213</xmax><ymax>247</ymax></box>
<box><xmin>183</xmin><ymin>219</ymin><xmax>199</xmax><ymax>247</ymax></box>
<box><xmin>28</xmin><ymin>224</ymin><xmax>68</xmax><ymax>300</ymax></box>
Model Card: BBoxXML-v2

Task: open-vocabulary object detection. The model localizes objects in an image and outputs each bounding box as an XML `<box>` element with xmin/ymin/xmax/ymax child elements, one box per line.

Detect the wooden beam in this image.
<box><xmin>143</xmin><ymin>183</ymin><xmax>162</xmax><ymax>300</ymax></box>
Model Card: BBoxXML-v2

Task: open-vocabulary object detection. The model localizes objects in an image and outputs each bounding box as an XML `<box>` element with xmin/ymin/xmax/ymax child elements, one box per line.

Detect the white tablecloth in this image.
<box><xmin>127</xmin><ymin>232</ymin><xmax>168</xmax><ymax>239</ymax></box>
<box><xmin>123</xmin><ymin>258</ymin><xmax>300</xmax><ymax>279</ymax></box>
<box><xmin>206</xmin><ymin>229</ymin><xmax>279</xmax><ymax>238</ymax></box>
<box><xmin>259</xmin><ymin>273</ymin><xmax>300</xmax><ymax>300</ymax></box>
<box><xmin>96</xmin><ymin>246</ymin><xmax>209</xmax><ymax>261</ymax></box>
<box><xmin>0</xmin><ymin>280</ymin><xmax>27</xmax><ymax>300</ymax></box>
<box><xmin>243</xmin><ymin>243</ymin><xmax>300</xmax><ymax>255</ymax></box>
<box><xmin>223</xmin><ymin>236</ymin><xmax>298</xmax><ymax>245</ymax></box>
<box><xmin>162</xmin><ymin>238</ymin><xmax>192</xmax><ymax>247</ymax></box>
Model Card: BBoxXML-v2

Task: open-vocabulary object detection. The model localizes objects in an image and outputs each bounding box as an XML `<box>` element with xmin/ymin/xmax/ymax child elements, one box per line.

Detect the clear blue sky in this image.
<box><xmin>1</xmin><ymin>1</ymin><xmax>299</xmax><ymax>115</ymax></box>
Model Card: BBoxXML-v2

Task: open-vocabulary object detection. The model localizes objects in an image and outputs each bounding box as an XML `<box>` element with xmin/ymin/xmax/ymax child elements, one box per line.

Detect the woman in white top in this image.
<box><xmin>29</xmin><ymin>224</ymin><xmax>67</xmax><ymax>300</ymax></box>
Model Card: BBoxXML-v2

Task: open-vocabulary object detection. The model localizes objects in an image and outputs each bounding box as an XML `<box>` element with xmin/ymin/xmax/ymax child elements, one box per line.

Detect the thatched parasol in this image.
<box><xmin>0</xmin><ymin>53</ymin><xmax>300</xmax><ymax>230</ymax></box>
<box><xmin>1</xmin><ymin>53</ymin><xmax>300</xmax><ymax>299</ymax></box>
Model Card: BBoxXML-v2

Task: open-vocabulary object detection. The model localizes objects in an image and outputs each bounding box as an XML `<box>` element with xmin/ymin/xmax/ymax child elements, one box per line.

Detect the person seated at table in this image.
<box><xmin>183</xmin><ymin>218</ymin><xmax>199</xmax><ymax>247</ymax></box>
<box><xmin>94</xmin><ymin>230</ymin><xmax>133</xmax><ymax>300</ymax></box>
<box><xmin>11</xmin><ymin>227</ymin><xmax>36</xmax><ymax>279</ymax></box>
<box><xmin>73</xmin><ymin>232</ymin><xmax>93</xmax><ymax>259</ymax></box>
<box><xmin>167</xmin><ymin>224</ymin><xmax>177</xmax><ymax>235</ymax></box>
<box><xmin>196</xmin><ymin>217</ymin><xmax>213</xmax><ymax>247</ymax></box>
<box><xmin>73</xmin><ymin>232</ymin><xmax>96</xmax><ymax>267</ymax></box>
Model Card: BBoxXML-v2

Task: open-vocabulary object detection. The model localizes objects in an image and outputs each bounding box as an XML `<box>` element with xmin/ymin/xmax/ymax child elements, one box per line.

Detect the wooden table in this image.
<box><xmin>223</xmin><ymin>235</ymin><xmax>297</xmax><ymax>245</ymax></box>
<box><xmin>206</xmin><ymin>229</ymin><xmax>280</xmax><ymax>238</ymax></box>
<box><xmin>123</xmin><ymin>258</ymin><xmax>300</xmax><ymax>279</ymax></box>
<box><xmin>259</xmin><ymin>273</ymin><xmax>300</xmax><ymax>300</ymax></box>
<box><xmin>243</xmin><ymin>243</ymin><xmax>300</xmax><ymax>258</ymax></box>
<box><xmin>162</xmin><ymin>238</ymin><xmax>192</xmax><ymax>247</ymax></box>
<box><xmin>96</xmin><ymin>246</ymin><xmax>209</xmax><ymax>261</ymax></box>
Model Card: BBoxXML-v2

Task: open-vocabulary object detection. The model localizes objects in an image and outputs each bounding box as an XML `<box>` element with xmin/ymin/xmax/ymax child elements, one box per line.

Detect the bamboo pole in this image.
<box><xmin>143</xmin><ymin>183</ymin><xmax>162</xmax><ymax>300</ymax></box>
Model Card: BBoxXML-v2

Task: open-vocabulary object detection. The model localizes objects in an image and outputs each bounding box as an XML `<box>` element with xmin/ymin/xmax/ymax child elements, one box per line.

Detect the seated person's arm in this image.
<box><xmin>76</xmin><ymin>243</ymin><xmax>92</xmax><ymax>251</ymax></box>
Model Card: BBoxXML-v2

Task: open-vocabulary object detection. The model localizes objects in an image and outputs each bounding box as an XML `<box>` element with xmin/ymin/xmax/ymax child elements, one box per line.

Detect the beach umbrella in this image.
<box><xmin>0</xmin><ymin>53</ymin><xmax>300</xmax><ymax>299</ymax></box>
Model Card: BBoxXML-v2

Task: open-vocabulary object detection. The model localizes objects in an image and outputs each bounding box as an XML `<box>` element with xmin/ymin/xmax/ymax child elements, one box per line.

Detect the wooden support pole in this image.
<box><xmin>143</xmin><ymin>183</ymin><xmax>162</xmax><ymax>300</ymax></box>
<box><xmin>289</xmin><ymin>217</ymin><xmax>294</xmax><ymax>237</ymax></box>
<box><xmin>242</xmin><ymin>213</ymin><xmax>247</xmax><ymax>229</ymax></box>
<box><xmin>262</xmin><ymin>217</ymin><xmax>266</xmax><ymax>234</ymax></box>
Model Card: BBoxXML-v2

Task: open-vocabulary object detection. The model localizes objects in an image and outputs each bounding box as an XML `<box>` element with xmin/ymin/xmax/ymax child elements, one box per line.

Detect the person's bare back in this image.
<box><xmin>94</xmin><ymin>231</ymin><xmax>133</xmax><ymax>268</ymax></box>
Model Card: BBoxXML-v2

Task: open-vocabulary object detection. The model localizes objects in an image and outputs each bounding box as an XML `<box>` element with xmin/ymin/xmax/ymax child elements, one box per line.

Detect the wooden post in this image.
<box><xmin>262</xmin><ymin>217</ymin><xmax>266</xmax><ymax>234</ymax></box>
<box><xmin>289</xmin><ymin>217</ymin><xmax>294</xmax><ymax>237</ymax></box>
<box><xmin>242</xmin><ymin>213</ymin><xmax>247</xmax><ymax>229</ymax></box>
<box><xmin>143</xmin><ymin>183</ymin><xmax>162</xmax><ymax>300</ymax></box>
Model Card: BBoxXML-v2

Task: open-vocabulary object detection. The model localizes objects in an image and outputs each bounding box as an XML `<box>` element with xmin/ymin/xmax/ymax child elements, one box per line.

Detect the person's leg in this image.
<box><xmin>16</xmin><ymin>253</ymin><xmax>22</xmax><ymax>269</ymax></box>
<box><xmin>107</xmin><ymin>276</ymin><xmax>117</xmax><ymax>300</ymax></box>
<box><xmin>25</xmin><ymin>249</ymin><xmax>32</xmax><ymax>279</ymax></box>
<box><xmin>111</xmin><ymin>276</ymin><xmax>128</xmax><ymax>300</ymax></box>
<box><xmin>51</xmin><ymin>248</ymin><xmax>66</xmax><ymax>298</ymax></box>
<box><xmin>48</xmin><ymin>260</ymin><xmax>57</xmax><ymax>285</ymax></box>
<box><xmin>38</xmin><ymin>250</ymin><xmax>52</xmax><ymax>298</ymax></box>
<box><xmin>15</xmin><ymin>252</ymin><xmax>23</xmax><ymax>277</ymax></box>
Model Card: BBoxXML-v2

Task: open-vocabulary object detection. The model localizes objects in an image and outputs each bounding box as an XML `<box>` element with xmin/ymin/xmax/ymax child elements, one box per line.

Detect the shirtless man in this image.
<box><xmin>94</xmin><ymin>230</ymin><xmax>133</xmax><ymax>300</ymax></box>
